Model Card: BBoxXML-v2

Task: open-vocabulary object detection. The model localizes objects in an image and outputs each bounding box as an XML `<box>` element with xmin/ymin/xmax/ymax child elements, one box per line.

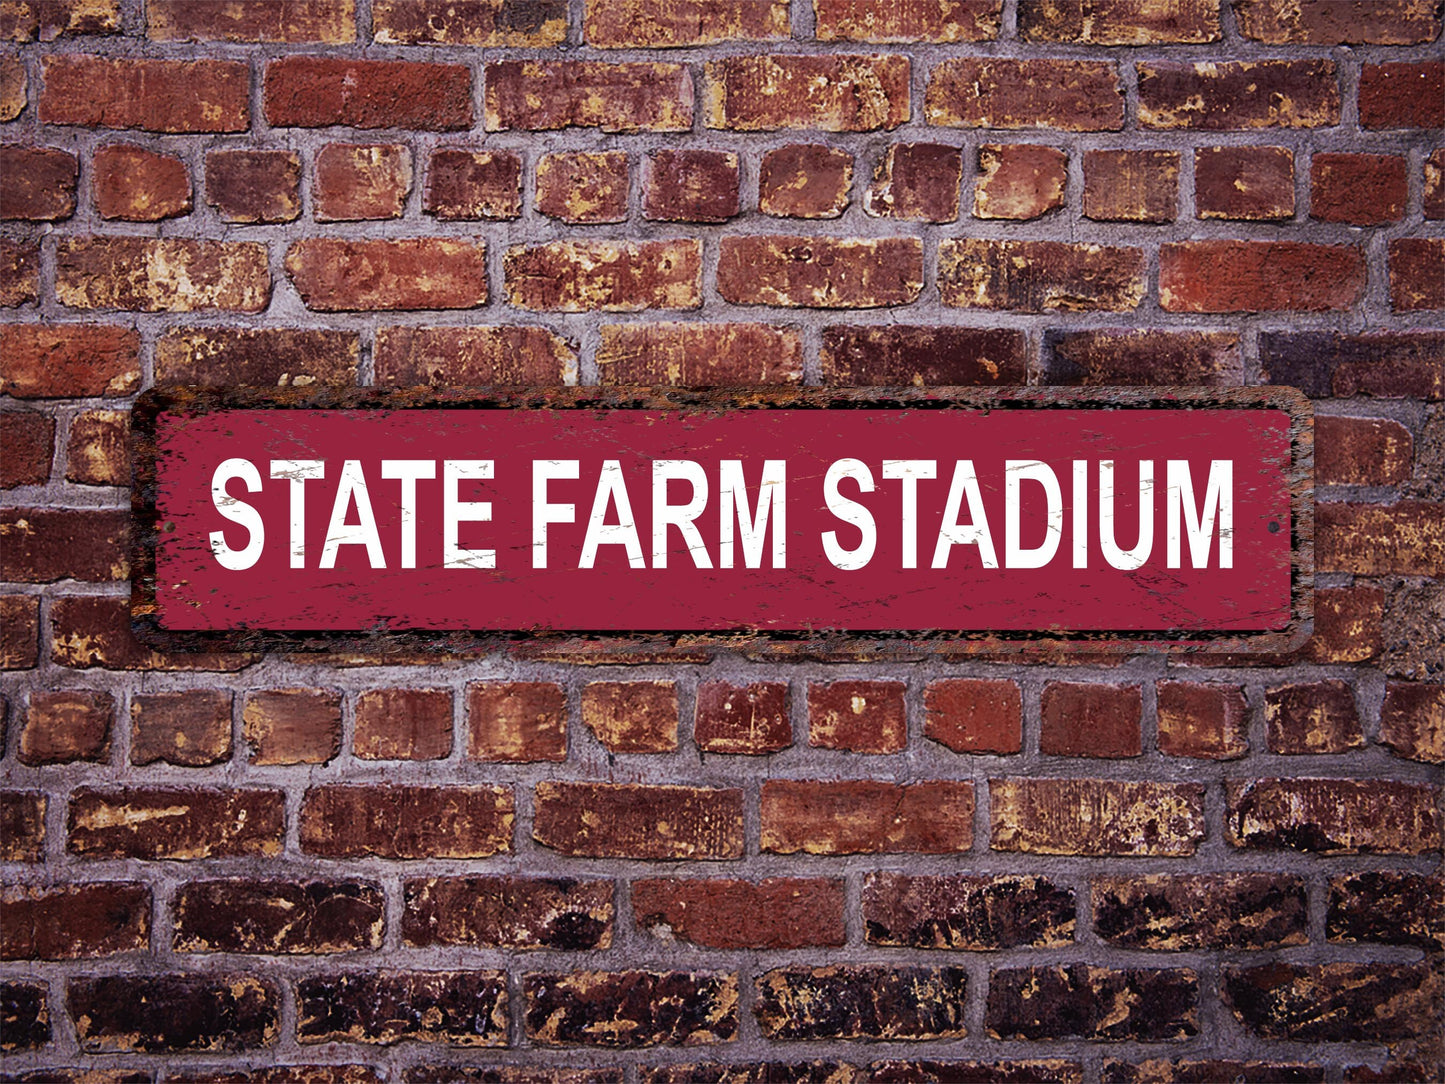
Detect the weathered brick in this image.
<box><xmin>1157</xmin><ymin>681</ymin><xmax>1248</xmax><ymax>759</ymax></box>
<box><xmin>761</xmin><ymin>780</ymin><xmax>973</xmax><ymax>855</ymax></box>
<box><xmin>1139</xmin><ymin>60</ymin><xmax>1339</xmax><ymax>129</ymax></box>
<box><xmin>166</xmin><ymin>1067</ymin><xmax>380</xmax><ymax>1084</ymax></box>
<box><xmin>71</xmin><ymin>975</ymin><xmax>277</xmax><ymax>1053</ymax></box>
<box><xmin>68</xmin><ymin>786</ymin><xmax>284</xmax><ymax>860</ymax></box>
<box><xmin>581</xmin><ymin>681</ymin><xmax>677</xmax><ymax>753</ymax></box>
<box><xmin>534</xmin><ymin>151</ymin><xmax>628</xmax><ymax>224</ymax></box>
<box><xmin>0</xmin><ymin>882</ymin><xmax>149</xmax><ymax>959</ymax></box>
<box><xmin>131</xmin><ymin>690</ymin><xmax>233</xmax><ymax>767</ymax></box>
<box><xmin>0</xmin><ymin>145</ymin><xmax>77</xmax><ymax>220</ymax></box>
<box><xmin>174</xmin><ymin>880</ymin><xmax>382</xmax><ymax>955</ymax></box>
<box><xmin>404</xmin><ymin>876</ymin><xmax>612</xmax><ymax>950</ymax></box>
<box><xmin>693</xmin><ymin>681</ymin><xmax>791</xmax><ymax>755</ymax></box>
<box><xmin>0</xmin><ymin>508</ymin><xmax>129</xmax><ymax>583</ymax></box>
<box><xmin>243</xmin><ymin>688</ymin><xmax>341</xmax><ymax>766</ymax></box>
<box><xmin>1310</xmin><ymin>585</ymin><xmax>1385</xmax><ymax>664</ymax></box>
<box><xmin>1083</xmin><ymin>149</ymin><xmax>1178</xmax><ymax>222</ymax></box>
<box><xmin>1312</xmin><ymin>153</ymin><xmax>1408</xmax><ymax>225</ymax></box>
<box><xmin>51</xmin><ymin>595</ymin><xmax>254</xmax><ymax>672</ymax></box>
<box><xmin>863</xmin><ymin>142</ymin><xmax>961</xmax><ymax>222</ymax></box>
<box><xmin>1360</xmin><ymin>62</ymin><xmax>1444</xmax><ymax>128</ymax></box>
<box><xmin>1195</xmin><ymin>145</ymin><xmax>1294</xmax><ymax>220</ymax></box>
<box><xmin>374</xmin><ymin>0</ymin><xmax>566</xmax><ymax>44</ymax></box>
<box><xmin>0</xmin><ymin>980</ymin><xmax>47</xmax><ymax>1050</ymax></box>
<box><xmin>598</xmin><ymin>322</ymin><xmax>801</xmax><ymax>385</ymax></box>
<box><xmin>718</xmin><ymin>236</ymin><xmax>922</xmax><ymax>308</ymax></box>
<box><xmin>1344</xmin><ymin>1063</ymin><xmax>1442</xmax><ymax>1084</ymax></box>
<box><xmin>1380</xmin><ymin>682</ymin><xmax>1445</xmax><ymax>763</ymax></box>
<box><xmin>1318</xmin><ymin>501</ymin><xmax>1444</xmax><ymax>575</ymax></box>
<box><xmin>57</xmin><ymin>238</ymin><xmax>269</xmax><ymax>313</ymax></box>
<box><xmin>149</xmin><ymin>0</ymin><xmax>355</xmax><ymax>41</ymax></box>
<box><xmin>285</xmin><ymin>239</ymin><xmax>487</xmax><ymax>311</ymax></box>
<box><xmin>204</xmin><ymin>149</ymin><xmax>301</xmax><ymax>224</ymax></box>
<box><xmin>487</xmin><ymin>60</ymin><xmax>691</xmax><ymax>132</ymax></box>
<box><xmin>506</xmin><ymin>240</ymin><xmax>700</xmax><ymax>312</ymax></box>
<box><xmin>353</xmin><ymin>688</ymin><xmax>451</xmax><ymax>761</ymax></box>
<box><xmin>1</xmin><ymin>411</ymin><xmax>53</xmax><ymax>486</ymax></box>
<box><xmin>1380</xmin><ymin>581</ymin><xmax>1445</xmax><ymax>684</ymax></box>
<box><xmin>1264</xmin><ymin>680</ymin><xmax>1362</xmax><ymax>754</ymax></box>
<box><xmin>822</xmin><ymin>325</ymin><xmax>1027</xmax><ymax>386</ymax></box>
<box><xmin>65</xmin><ymin>409</ymin><xmax>129</xmax><ymax>486</ymax></box>
<box><xmin>756</xmin><ymin>966</ymin><xmax>966</xmax><ymax>1041</ymax></box>
<box><xmin>646</xmin><ymin>1067</ymin><xmax>856</xmax><ymax>1084</ymax></box>
<box><xmin>375</xmin><ymin>326</ymin><xmax>573</xmax><ymax>386</ymax></box>
<box><xmin>526</xmin><ymin>971</ymin><xmax>737</xmax><ymax>1047</ymax></box>
<box><xmin>298</xmin><ymin>971</ymin><xmax>506</xmax><ymax>1046</ymax></box>
<box><xmin>0</xmin><ymin>595</ymin><xmax>40</xmax><ymax>670</ymax></box>
<box><xmin>706</xmin><ymin>55</ymin><xmax>909</xmax><ymax>131</ymax></box>
<box><xmin>0</xmin><ymin>0</ymin><xmax>119</xmax><ymax>40</ymax></box>
<box><xmin>634</xmin><ymin>878</ymin><xmax>844</xmax><ymax>949</ymax></box>
<box><xmin>1224</xmin><ymin>963</ymin><xmax>1437</xmax><ymax>1042</ymax></box>
<box><xmin>1040</xmin><ymin>682</ymin><xmax>1142</xmax><ymax>758</ymax></box>
<box><xmin>315</xmin><ymin>143</ymin><xmax>412</xmax><ymax>222</ymax></box>
<box><xmin>92</xmin><ymin>143</ymin><xmax>190</xmax><ymax>221</ymax></box>
<box><xmin>940</xmin><ymin>239</ymin><xmax>1145</xmax><ymax>312</ymax></box>
<box><xmin>864</xmin><ymin>873</ymin><xmax>1074</xmax><ymax>950</ymax></box>
<box><xmin>425</xmin><ymin>148</ymin><xmax>522</xmax><ymax>220</ymax></box>
<box><xmin>0</xmin><ymin>54</ymin><xmax>23</xmax><ymax>119</ymax></box>
<box><xmin>1316</xmin><ymin>416</ymin><xmax>1413</xmax><ymax>486</ymax></box>
<box><xmin>1390</xmin><ymin>238</ymin><xmax>1445</xmax><ymax>311</ymax></box>
<box><xmin>0</xmin><ymin>792</ymin><xmax>44</xmax><ymax>862</ymax></box>
<box><xmin>1227</xmin><ymin>778</ymin><xmax>1441</xmax><ymax>854</ymax></box>
<box><xmin>19</xmin><ymin>690</ymin><xmax>112</xmax><ymax>765</ymax></box>
<box><xmin>1019</xmin><ymin>0</ymin><xmax>1219</xmax><ymax>41</ymax></box>
<box><xmin>409</xmin><ymin>1070</ymin><xmax>616</xmax><ymax>1084</ymax></box>
<box><xmin>1260</xmin><ymin>331</ymin><xmax>1444</xmax><ymax>400</ymax></box>
<box><xmin>1237</xmin><ymin>0</ymin><xmax>1440</xmax><ymax>42</ymax></box>
<box><xmin>987</xmin><ymin>966</ymin><xmax>1197</xmax><ymax>1041</ymax></box>
<box><xmin>0</xmin><ymin>239</ymin><xmax>39</xmax><ymax>306</ymax></box>
<box><xmin>974</xmin><ymin>143</ymin><xmax>1066</xmax><ymax>220</ymax></box>
<box><xmin>992</xmin><ymin>778</ymin><xmax>1205</xmax><ymax>856</ymax></box>
<box><xmin>924</xmin><ymin>679</ymin><xmax>1022</xmax><ymax>754</ymax></box>
<box><xmin>644</xmin><ymin>149</ymin><xmax>739</xmax><ymax>223</ymax></box>
<box><xmin>1159</xmin><ymin>241</ymin><xmax>1364</xmax><ymax>312</ymax></box>
<box><xmin>534</xmin><ymin>782</ymin><xmax>743</xmax><ymax>860</ymax></box>
<box><xmin>1330</xmin><ymin>871</ymin><xmax>1444</xmax><ymax>953</ymax></box>
<box><xmin>873</xmin><ymin>1062</ymin><xmax>1083</xmax><ymax>1084</ymax></box>
<box><xmin>815</xmin><ymin>0</ymin><xmax>1000</xmax><ymax>40</ymax></box>
<box><xmin>1093</xmin><ymin>873</ymin><xmax>1307</xmax><ymax>950</ymax></box>
<box><xmin>467</xmin><ymin>681</ymin><xmax>567</xmax><ymax>762</ymax></box>
<box><xmin>1427</xmin><ymin>148</ymin><xmax>1445</xmax><ymax>219</ymax></box>
<box><xmin>926</xmin><ymin>59</ymin><xmax>1123</xmax><ymax>131</ymax></box>
<box><xmin>300</xmin><ymin>785</ymin><xmax>514</xmax><ymax>859</ymax></box>
<box><xmin>808</xmin><ymin>680</ymin><xmax>905</xmax><ymax>753</ymax></box>
<box><xmin>40</xmin><ymin>55</ymin><xmax>248</xmax><ymax>131</ymax></box>
<box><xmin>157</xmin><ymin>327</ymin><xmax>360</xmax><ymax>387</ymax></box>
<box><xmin>759</xmin><ymin>143</ymin><xmax>852</xmax><ymax>218</ymax></box>
<box><xmin>266</xmin><ymin>57</ymin><xmax>472</xmax><ymax>129</ymax></box>
<box><xmin>586</xmin><ymin>0</ymin><xmax>786</xmax><ymax>46</ymax></box>
<box><xmin>1104</xmin><ymin>1062</ymin><xmax>1321</xmax><ymax>1084</ymax></box>
<box><xmin>1043</xmin><ymin>328</ymin><xmax>1241</xmax><ymax>387</ymax></box>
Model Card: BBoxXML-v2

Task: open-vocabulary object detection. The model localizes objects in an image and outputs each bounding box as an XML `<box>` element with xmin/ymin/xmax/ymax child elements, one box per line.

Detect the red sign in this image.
<box><xmin>132</xmin><ymin>388</ymin><xmax>1311</xmax><ymax>654</ymax></box>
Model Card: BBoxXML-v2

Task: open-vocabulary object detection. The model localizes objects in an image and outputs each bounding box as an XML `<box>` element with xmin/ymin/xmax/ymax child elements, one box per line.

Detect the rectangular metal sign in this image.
<box><xmin>132</xmin><ymin>388</ymin><xmax>1311</xmax><ymax>655</ymax></box>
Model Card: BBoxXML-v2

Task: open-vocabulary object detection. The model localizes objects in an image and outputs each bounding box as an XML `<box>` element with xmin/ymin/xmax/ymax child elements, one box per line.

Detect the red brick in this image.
<box><xmin>148</xmin><ymin>0</ymin><xmax>355</xmax><ymax>41</ymax></box>
<box><xmin>0</xmin><ymin>596</ymin><xmax>40</xmax><ymax>670</ymax></box>
<box><xmin>758</xmin><ymin>144</ymin><xmax>852</xmax><ymax>218</ymax></box>
<box><xmin>0</xmin><ymin>792</ymin><xmax>44</xmax><ymax>862</ymax></box>
<box><xmin>525</xmin><ymin>970</ymin><xmax>736</xmax><ymax>1048</ymax></box>
<box><xmin>1389</xmin><ymin>238</ymin><xmax>1445</xmax><ymax>312</ymax></box>
<box><xmin>706</xmin><ymin>54</ymin><xmax>909</xmax><ymax>132</ymax></box>
<box><xmin>1195</xmin><ymin>146</ymin><xmax>1295</xmax><ymax>220</ymax></box>
<box><xmin>156</xmin><ymin>327</ymin><xmax>360</xmax><ymax>387</ymax></box>
<box><xmin>0</xmin><ymin>145</ymin><xmax>77</xmax><ymax>220</ymax></box>
<box><xmin>19</xmin><ymin>690</ymin><xmax>112</xmax><ymax>765</ymax></box>
<box><xmin>0</xmin><ymin>507</ymin><xmax>128</xmax><ymax>583</ymax></box>
<box><xmin>0</xmin><ymin>240</ymin><xmax>39</xmax><ymax>306</ymax></box>
<box><xmin>534</xmin><ymin>782</ymin><xmax>743</xmax><ymax>859</ymax></box>
<box><xmin>204</xmin><ymin>149</ymin><xmax>301</xmax><ymax>223</ymax></box>
<box><xmin>403</xmin><ymin>875</ymin><xmax>612</xmax><ymax>951</ymax></box>
<box><xmin>265</xmin><ymin>56</ymin><xmax>471</xmax><ymax>129</ymax></box>
<box><xmin>1380</xmin><ymin>683</ymin><xmax>1445</xmax><ymax>764</ymax></box>
<box><xmin>354</xmin><ymin>688</ymin><xmax>452</xmax><ymax>760</ymax></box>
<box><xmin>1317</xmin><ymin>501</ymin><xmax>1445</xmax><ymax>575</ymax></box>
<box><xmin>374</xmin><ymin>325</ymin><xmax>574</xmax><ymax>386</ymax></box>
<box><xmin>243</xmin><ymin>688</ymin><xmax>342</xmax><ymax>766</ymax></box>
<box><xmin>1040</xmin><ymin>682</ymin><xmax>1141</xmax><ymax>758</ymax></box>
<box><xmin>315</xmin><ymin>143</ymin><xmax>412</xmax><ymax>222</ymax></box>
<box><xmin>1019</xmin><ymin>0</ymin><xmax>1219</xmax><ymax>42</ymax></box>
<box><xmin>505</xmin><ymin>240</ymin><xmax>700</xmax><ymax>311</ymax></box>
<box><xmin>51</xmin><ymin>595</ymin><xmax>255</xmax><ymax>672</ymax></box>
<box><xmin>1</xmin><ymin>882</ymin><xmax>149</xmax><ymax>960</ymax></box>
<box><xmin>597</xmin><ymin>322</ymin><xmax>801</xmax><ymax>385</ymax></box>
<box><xmin>301</xmin><ymin>785</ymin><xmax>514</xmax><ymax>858</ymax></box>
<box><xmin>1238</xmin><ymin>0</ymin><xmax>1440</xmax><ymax>42</ymax></box>
<box><xmin>757</xmin><ymin>965</ymin><xmax>968</xmax><ymax>1042</ymax></box>
<box><xmin>582</xmin><ymin>681</ymin><xmax>678</xmax><ymax>753</ymax></box>
<box><xmin>487</xmin><ymin>60</ymin><xmax>691</xmax><ymax>132</ymax></box>
<box><xmin>41</xmin><ymin>56</ymin><xmax>248</xmax><ymax>132</ymax></box>
<box><xmin>635</xmin><ymin>878</ymin><xmax>844</xmax><ymax>949</ymax></box>
<box><xmin>0</xmin><ymin>0</ymin><xmax>120</xmax><ymax>40</ymax></box>
<box><xmin>865</xmin><ymin>872</ymin><xmax>1075</xmax><ymax>949</ymax></box>
<box><xmin>864</xmin><ymin>142</ymin><xmax>962</xmax><ymax>222</ymax></box>
<box><xmin>1</xmin><ymin>411</ymin><xmax>53</xmax><ymax>486</ymax></box>
<box><xmin>92</xmin><ymin>143</ymin><xmax>190</xmax><ymax>222</ymax></box>
<box><xmin>974</xmin><ymin>143</ymin><xmax>1066</xmax><ymax>220</ymax></box>
<box><xmin>823</xmin><ymin>325</ymin><xmax>1029</xmax><ymax>386</ymax></box>
<box><xmin>1139</xmin><ymin>60</ymin><xmax>1339</xmax><ymax>129</ymax></box>
<box><xmin>718</xmin><ymin>235</ymin><xmax>922</xmax><ymax>308</ymax></box>
<box><xmin>425</xmin><ymin>148</ymin><xmax>522</xmax><ymax>221</ymax></box>
<box><xmin>644</xmin><ymin>149</ymin><xmax>739</xmax><ymax>223</ymax></box>
<box><xmin>131</xmin><ymin>690</ymin><xmax>233</xmax><ymax>767</ymax></box>
<box><xmin>1160</xmin><ymin>241</ymin><xmax>1363</xmax><ymax>312</ymax></box>
<box><xmin>57</xmin><ymin>238</ymin><xmax>270</xmax><ymax>313</ymax></box>
<box><xmin>1316</xmin><ymin>416</ymin><xmax>1412</xmax><ymax>486</ymax></box>
<box><xmin>940</xmin><ymin>239</ymin><xmax>1145</xmax><ymax>312</ymax></box>
<box><xmin>761</xmin><ymin>780</ymin><xmax>974</xmax><ymax>855</ymax></box>
<box><xmin>1265</xmin><ymin>680</ymin><xmax>1362</xmax><ymax>754</ymax></box>
<box><xmin>693</xmin><ymin>681</ymin><xmax>791</xmax><ymax>754</ymax></box>
<box><xmin>285</xmin><ymin>239</ymin><xmax>487</xmax><ymax>311</ymax></box>
<box><xmin>65</xmin><ymin>409</ymin><xmax>129</xmax><ymax>486</ymax></box>
<box><xmin>1426</xmin><ymin>148</ymin><xmax>1445</xmax><ymax>220</ymax></box>
<box><xmin>1360</xmin><ymin>62</ymin><xmax>1444</xmax><ymax>128</ymax></box>
<box><xmin>174</xmin><ymin>878</ymin><xmax>382</xmax><ymax>955</ymax></box>
<box><xmin>1083</xmin><ymin>149</ymin><xmax>1178</xmax><ymax>222</ymax></box>
<box><xmin>1157</xmin><ymin>682</ymin><xmax>1248</xmax><ymax>760</ymax></box>
<box><xmin>807</xmin><ymin>680</ymin><xmax>906</xmax><ymax>753</ymax></box>
<box><xmin>924</xmin><ymin>679</ymin><xmax>1022</xmax><ymax>754</ymax></box>
<box><xmin>534</xmin><ymin>151</ymin><xmax>628</xmax><ymax>224</ymax></box>
<box><xmin>374</xmin><ymin>0</ymin><xmax>566</xmax><ymax>44</ymax></box>
<box><xmin>991</xmin><ymin>778</ymin><xmax>1205</xmax><ymax>856</ymax></box>
<box><xmin>1043</xmin><ymin>328</ymin><xmax>1241</xmax><ymax>386</ymax></box>
<box><xmin>0</xmin><ymin>54</ymin><xmax>22</xmax><ymax>120</ymax></box>
<box><xmin>926</xmin><ymin>58</ymin><xmax>1123</xmax><ymax>131</ymax></box>
<box><xmin>467</xmin><ymin>681</ymin><xmax>567</xmax><ymax>762</ymax></box>
<box><xmin>1311</xmin><ymin>153</ymin><xmax>1407</xmax><ymax>225</ymax></box>
<box><xmin>1309</xmin><ymin>585</ymin><xmax>1385</xmax><ymax>664</ymax></box>
<box><xmin>69</xmin><ymin>786</ymin><xmax>285</xmax><ymax>859</ymax></box>
<box><xmin>71</xmin><ymin>974</ymin><xmax>279</xmax><ymax>1053</ymax></box>
<box><xmin>1227</xmin><ymin>778</ymin><xmax>1441</xmax><ymax>855</ymax></box>
<box><xmin>815</xmin><ymin>0</ymin><xmax>1000</xmax><ymax>40</ymax></box>
<box><xmin>586</xmin><ymin>0</ymin><xmax>787</xmax><ymax>46</ymax></box>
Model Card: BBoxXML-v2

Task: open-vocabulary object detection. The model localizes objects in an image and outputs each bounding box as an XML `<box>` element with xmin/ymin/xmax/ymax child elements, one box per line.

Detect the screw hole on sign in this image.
<box><xmin>1268</xmin><ymin>521</ymin><xmax>1281</xmax><ymax>533</ymax></box>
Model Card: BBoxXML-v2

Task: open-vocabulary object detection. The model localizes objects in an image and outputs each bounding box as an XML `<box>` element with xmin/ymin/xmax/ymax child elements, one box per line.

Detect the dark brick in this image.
<box><xmin>1312</xmin><ymin>152</ymin><xmax>1408</xmax><ymax>225</ymax></box>
<box><xmin>761</xmin><ymin>780</ymin><xmax>973</xmax><ymax>855</ymax></box>
<box><xmin>204</xmin><ymin>149</ymin><xmax>301</xmax><ymax>224</ymax></box>
<box><xmin>1390</xmin><ymin>238</ymin><xmax>1445</xmax><ymax>312</ymax></box>
<box><xmin>864</xmin><ymin>143</ymin><xmax>962</xmax><ymax>222</ymax></box>
<box><xmin>706</xmin><ymin>55</ymin><xmax>908</xmax><ymax>132</ymax></box>
<box><xmin>51</xmin><ymin>594</ymin><xmax>255</xmax><ymax>672</ymax></box>
<box><xmin>924</xmin><ymin>678</ymin><xmax>1022</xmax><ymax>754</ymax></box>
<box><xmin>940</xmin><ymin>239</ymin><xmax>1144</xmax><ymax>312</ymax></box>
<box><xmin>467</xmin><ymin>681</ymin><xmax>567</xmax><ymax>762</ymax></box>
<box><xmin>157</xmin><ymin>328</ymin><xmax>359</xmax><ymax>387</ymax></box>
<box><xmin>18</xmin><ymin>690</ymin><xmax>112</xmax><ymax>765</ymax></box>
<box><xmin>41</xmin><ymin>56</ymin><xmax>249</xmax><ymax>132</ymax></box>
<box><xmin>1236</xmin><ymin>0</ymin><xmax>1440</xmax><ymax>42</ymax></box>
<box><xmin>1093</xmin><ymin>873</ymin><xmax>1307</xmax><ymax>950</ymax></box>
<box><xmin>0</xmin><ymin>981</ymin><xmax>48</xmax><ymax>1050</ymax></box>
<box><xmin>1160</xmin><ymin>241</ymin><xmax>1363</xmax><ymax>312</ymax></box>
<box><xmin>1316</xmin><ymin>416</ymin><xmax>1413</xmax><ymax>486</ymax></box>
<box><xmin>1</xmin><ymin>411</ymin><xmax>53</xmax><ymax>486</ymax></box>
<box><xmin>0</xmin><ymin>792</ymin><xmax>44</xmax><ymax>862</ymax></box>
<box><xmin>694</xmin><ymin>681</ymin><xmax>792</xmax><ymax>754</ymax></box>
<box><xmin>1224</xmin><ymin>963</ymin><xmax>1438</xmax><ymax>1042</ymax></box>
<box><xmin>1195</xmin><ymin>145</ymin><xmax>1294</xmax><ymax>220</ymax></box>
<box><xmin>66</xmin><ymin>409</ymin><xmax>129</xmax><ymax>486</ymax></box>
<box><xmin>871</xmin><ymin>1061</ymin><xmax>1083</xmax><ymax>1084</ymax></box>
<box><xmin>354</xmin><ymin>688</ymin><xmax>452</xmax><ymax>761</ymax></box>
<box><xmin>487</xmin><ymin>60</ymin><xmax>691</xmax><ymax>132</ymax></box>
<box><xmin>1265</xmin><ymin>680</ymin><xmax>1363</xmax><ymax>754</ymax></box>
<box><xmin>534</xmin><ymin>782</ymin><xmax>743</xmax><ymax>860</ymax></box>
<box><xmin>1083</xmin><ymin>149</ymin><xmax>1178</xmax><ymax>222</ymax></box>
<box><xmin>1360</xmin><ymin>62</ymin><xmax>1444</xmax><ymax>128</ymax></box>
<box><xmin>1380</xmin><ymin>682</ymin><xmax>1445</xmax><ymax>763</ymax></box>
<box><xmin>974</xmin><ymin>143</ymin><xmax>1067</xmax><ymax>220</ymax></box>
<box><xmin>148</xmin><ymin>0</ymin><xmax>356</xmax><ymax>41</ymax></box>
<box><xmin>68</xmin><ymin>786</ymin><xmax>284</xmax><ymax>860</ymax></box>
<box><xmin>1103</xmin><ymin>1062</ymin><xmax>1322</xmax><ymax>1084</ymax></box>
<box><xmin>1043</xmin><ymin>328</ymin><xmax>1241</xmax><ymax>387</ymax></box>
<box><xmin>597</xmin><ymin>323</ymin><xmax>802</xmax><ymax>386</ymax></box>
<box><xmin>1329</xmin><ymin>871</ymin><xmax>1444</xmax><ymax>953</ymax></box>
<box><xmin>375</xmin><ymin>0</ymin><xmax>566</xmax><ymax>45</ymax></box>
<box><xmin>864</xmin><ymin>873</ymin><xmax>1074</xmax><ymax>950</ymax></box>
<box><xmin>1309</xmin><ymin>585</ymin><xmax>1385</xmax><ymax>664</ymax></box>
<box><xmin>808</xmin><ymin>680</ymin><xmax>905</xmax><ymax>753</ymax></box>
<box><xmin>719</xmin><ymin>235</ymin><xmax>922</xmax><ymax>309</ymax></box>
<box><xmin>70</xmin><ymin>974</ymin><xmax>278</xmax><ymax>1053</ymax></box>
<box><xmin>243</xmin><ymin>688</ymin><xmax>341</xmax><ymax>766</ymax></box>
<box><xmin>265</xmin><ymin>57</ymin><xmax>472</xmax><ymax>129</ymax></box>
<box><xmin>1138</xmin><ymin>60</ymin><xmax>1339</xmax><ymax>129</ymax></box>
<box><xmin>525</xmin><ymin>971</ymin><xmax>738</xmax><ymax>1047</ymax></box>
<box><xmin>425</xmin><ymin>148</ymin><xmax>522</xmax><ymax>220</ymax></box>
<box><xmin>376</xmin><ymin>326</ymin><xmax>574</xmax><ymax>386</ymax></box>
<box><xmin>644</xmin><ymin>1067</ymin><xmax>857</xmax><ymax>1084</ymax></box>
<box><xmin>582</xmin><ymin>680</ymin><xmax>678</xmax><ymax>753</ymax></box>
<box><xmin>1020</xmin><ymin>0</ymin><xmax>1219</xmax><ymax>42</ymax></box>
<box><xmin>822</xmin><ymin>325</ymin><xmax>1027</xmax><ymax>386</ymax></box>
<box><xmin>0</xmin><ymin>145</ymin><xmax>77</xmax><ymax>220</ymax></box>
<box><xmin>300</xmin><ymin>785</ymin><xmax>514</xmax><ymax>859</ymax></box>
<box><xmin>165</xmin><ymin>1067</ymin><xmax>381</xmax><ymax>1084</ymax></box>
<box><xmin>1318</xmin><ymin>501</ymin><xmax>1445</xmax><ymax>576</ymax></box>
<box><xmin>755</xmin><ymin>966</ymin><xmax>967</xmax><ymax>1041</ymax></box>
<box><xmin>0</xmin><ymin>508</ymin><xmax>128</xmax><ymax>583</ymax></box>
<box><xmin>404</xmin><ymin>876</ymin><xmax>612</xmax><ymax>951</ymax></box>
<box><xmin>130</xmin><ymin>691</ymin><xmax>232</xmax><ymax>767</ymax></box>
<box><xmin>0</xmin><ymin>596</ymin><xmax>40</xmax><ymax>670</ymax></box>
<box><xmin>174</xmin><ymin>880</ymin><xmax>383</xmax><ymax>954</ymax></box>
<box><xmin>406</xmin><ymin>1070</ymin><xmax>617</xmax><ymax>1084</ymax></box>
<box><xmin>926</xmin><ymin>58</ymin><xmax>1123</xmax><ymax>130</ymax></box>
<box><xmin>644</xmin><ymin>149</ymin><xmax>739</xmax><ymax>223</ymax></box>
<box><xmin>987</xmin><ymin>966</ymin><xmax>1197</xmax><ymax>1041</ymax></box>
<box><xmin>992</xmin><ymin>778</ymin><xmax>1205</xmax><ymax>856</ymax></box>
<box><xmin>1227</xmin><ymin>778</ymin><xmax>1441</xmax><ymax>854</ymax></box>
<box><xmin>92</xmin><ymin>143</ymin><xmax>191</xmax><ymax>221</ymax></box>
<box><xmin>0</xmin><ymin>882</ymin><xmax>149</xmax><ymax>959</ymax></box>
<box><xmin>633</xmin><ymin>878</ymin><xmax>845</xmax><ymax>949</ymax></box>
<box><xmin>1040</xmin><ymin>682</ymin><xmax>1141</xmax><ymax>758</ymax></box>
<box><xmin>297</xmin><ymin>971</ymin><xmax>506</xmax><ymax>1046</ymax></box>
<box><xmin>1427</xmin><ymin>148</ymin><xmax>1445</xmax><ymax>219</ymax></box>
<box><xmin>759</xmin><ymin>144</ymin><xmax>852</xmax><ymax>218</ymax></box>
<box><xmin>1260</xmin><ymin>331</ymin><xmax>1445</xmax><ymax>400</ymax></box>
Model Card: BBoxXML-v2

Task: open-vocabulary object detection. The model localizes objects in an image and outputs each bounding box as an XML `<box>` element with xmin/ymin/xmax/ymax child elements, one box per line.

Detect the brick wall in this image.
<box><xmin>1</xmin><ymin>0</ymin><xmax>1442</xmax><ymax>1080</ymax></box>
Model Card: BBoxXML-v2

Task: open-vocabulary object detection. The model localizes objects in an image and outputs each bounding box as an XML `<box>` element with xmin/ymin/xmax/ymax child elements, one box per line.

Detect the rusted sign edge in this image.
<box><xmin>130</xmin><ymin>385</ymin><xmax>1314</xmax><ymax>658</ymax></box>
